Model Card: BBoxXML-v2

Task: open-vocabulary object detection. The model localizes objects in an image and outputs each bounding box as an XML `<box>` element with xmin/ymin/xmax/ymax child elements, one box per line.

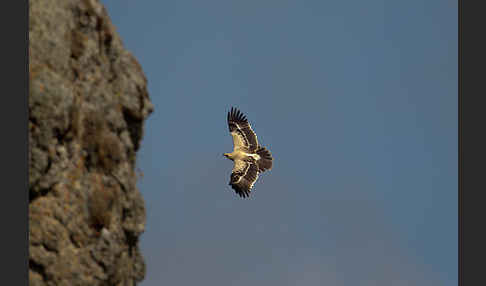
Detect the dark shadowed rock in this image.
<box><xmin>29</xmin><ymin>0</ymin><xmax>154</xmax><ymax>285</ymax></box>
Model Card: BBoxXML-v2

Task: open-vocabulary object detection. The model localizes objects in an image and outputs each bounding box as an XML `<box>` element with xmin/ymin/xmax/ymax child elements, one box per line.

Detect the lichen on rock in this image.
<box><xmin>29</xmin><ymin>0</ymin><xmax>153</xmax><ymax>285</ymax></box>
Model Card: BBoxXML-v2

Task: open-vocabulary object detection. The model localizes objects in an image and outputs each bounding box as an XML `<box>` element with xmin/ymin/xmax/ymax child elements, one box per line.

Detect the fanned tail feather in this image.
<box><xmin>256</xmin><ymin>146</ymin><xmax>273</xmax><ymax>172</ymax></box>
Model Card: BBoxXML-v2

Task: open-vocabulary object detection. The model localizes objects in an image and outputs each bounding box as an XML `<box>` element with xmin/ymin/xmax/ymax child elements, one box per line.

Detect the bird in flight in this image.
<box><xmin>224</xmin><ymin>107</ymin><xmax>273</xmax><ymax>198</ymax></box>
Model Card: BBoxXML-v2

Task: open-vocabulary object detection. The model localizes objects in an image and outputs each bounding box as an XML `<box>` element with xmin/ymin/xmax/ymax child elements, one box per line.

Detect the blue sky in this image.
<box><xmin>102</xmin><ymin>1</ymin><xmax>457</xmax><ymax>285</ymax></box>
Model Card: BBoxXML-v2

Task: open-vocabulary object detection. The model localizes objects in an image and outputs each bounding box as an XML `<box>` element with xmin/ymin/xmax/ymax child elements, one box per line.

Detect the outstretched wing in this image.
<box><xmin>227</xmin><ymin>107</ymin><xmax>259</xmax><ymax>152</ymax></box>
<box><xmin>230</xmin><ymin>159</ymin><xmax>260</xmax><ymax>198</ymax></box>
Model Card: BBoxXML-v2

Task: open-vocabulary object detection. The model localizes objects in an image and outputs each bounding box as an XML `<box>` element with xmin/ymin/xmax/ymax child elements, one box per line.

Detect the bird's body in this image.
<box><xmin>224</xmin><ymin>107</ymin><xmax>273</xmax><ymax>198</ymax></box>
<box><xmin>224</xmin><ymin>150</ymin><xmax>260</xmax><ymax>161</ymax></box>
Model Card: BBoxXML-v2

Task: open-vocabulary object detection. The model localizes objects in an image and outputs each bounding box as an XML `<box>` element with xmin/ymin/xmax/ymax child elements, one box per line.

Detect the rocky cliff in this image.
<box><xmin>29</xmin><ymin>0</ymin><xmax>153</xmax><ymax>285</ymax></box>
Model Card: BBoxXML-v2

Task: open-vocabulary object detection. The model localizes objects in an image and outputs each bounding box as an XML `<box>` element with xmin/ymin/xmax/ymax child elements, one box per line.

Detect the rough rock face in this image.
<box><xmin>29</xmin><ymin>0</ymin><xmax>153</xmax><ymax>285</ymax></box>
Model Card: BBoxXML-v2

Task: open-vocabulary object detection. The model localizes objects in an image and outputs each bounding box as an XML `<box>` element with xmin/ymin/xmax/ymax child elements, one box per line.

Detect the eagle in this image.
<box><xmin>224</xmin><ymin>107</ymin><xmax>273</xmax><ymax>198</ymax></box>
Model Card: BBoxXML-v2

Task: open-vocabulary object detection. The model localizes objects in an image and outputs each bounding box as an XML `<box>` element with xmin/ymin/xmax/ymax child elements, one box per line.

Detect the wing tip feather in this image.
<box><xmin>228</xmin><ymin>106</ymin><xmax>248</xmax><ymax>124</ymax></box>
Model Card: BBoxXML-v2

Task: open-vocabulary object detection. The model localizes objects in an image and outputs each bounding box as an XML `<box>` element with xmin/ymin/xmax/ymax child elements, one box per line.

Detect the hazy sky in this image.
<box><xmin>102</xmin><ymin>1</ymin><xmax>457</xmax><ymax>285</ymax></box>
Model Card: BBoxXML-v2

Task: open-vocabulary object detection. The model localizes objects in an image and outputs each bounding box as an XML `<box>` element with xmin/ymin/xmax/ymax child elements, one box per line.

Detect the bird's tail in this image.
<box><xmin>256</xmin><ymin>146</ymin><xmax>273</xmax><ymax>172</ymax></box>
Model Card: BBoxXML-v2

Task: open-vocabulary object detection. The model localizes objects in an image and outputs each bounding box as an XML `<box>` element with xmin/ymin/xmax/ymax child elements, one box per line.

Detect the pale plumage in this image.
<box><xmin>224</xmin><ymin>107</ymin><xmax>273</xmax><ymax>198</ymax></box>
